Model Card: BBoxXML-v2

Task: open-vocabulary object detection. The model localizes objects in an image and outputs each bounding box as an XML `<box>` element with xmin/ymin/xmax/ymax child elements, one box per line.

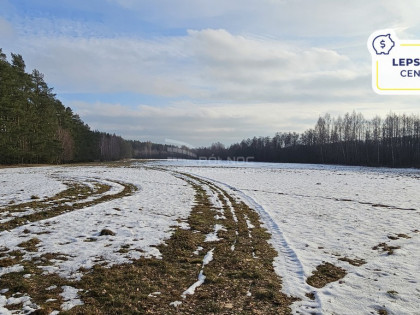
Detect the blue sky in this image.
<box><xmin>1</xmin><ymin>0</ymin><xmax>420</xmax><ymax>146</ymax></box>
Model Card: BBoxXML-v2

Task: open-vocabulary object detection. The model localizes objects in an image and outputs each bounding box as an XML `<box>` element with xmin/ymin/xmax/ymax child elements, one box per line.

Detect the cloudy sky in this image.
<box><xmin>1</xmin><ymin>0</ymin><xmax>420</xmax><ymax>147</ymax></box>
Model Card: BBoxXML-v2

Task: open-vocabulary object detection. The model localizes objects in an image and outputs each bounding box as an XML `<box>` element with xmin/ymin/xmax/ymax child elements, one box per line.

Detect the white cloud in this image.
<box><xmin>104</xmin><ymin>0</ymin><xmax>420</xmax><ymax>39</ymax></box>
<box><xmin>3</xmin><ymin>0</ymin><xmax>420</xmax><ymax>145</ymax></box>
<box><xmin>189</xmin><ymin>30</ymin><xmax>347</xmax><ymax>70</ymax></box>
<box><xmin>0</xmin><ymin>17</ymin><xmax>15</xmax><ymax>40</ymax></box>
<box><xmin>13</xmin><ymin>28</ymin><xmax>365</xmax><ymax>104</ymax></box>
<box><xmin>17</xmin><ymin>35</ymin><xmax>197</xmax><ymax>96</ymax></box>
<box><xmin>71</xmin><ymin>100</ymin><xmax>316</xmax><ymax>145</ymax></box>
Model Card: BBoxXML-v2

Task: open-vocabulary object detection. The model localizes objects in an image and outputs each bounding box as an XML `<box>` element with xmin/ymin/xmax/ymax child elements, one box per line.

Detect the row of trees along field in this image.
<box><xmin>2</xmin><ymin>49</ymin><xmax>420</xmax><ymax>167</ymax></box>
<box><xmin>0</xmin><ymin>49</ymin><xmax>182</xmax><ymax>164</ymax></box>
<box><xmin>196</xmin><ymin>111</ymin><xmax>420</xmax><ymax>168</ymax></box>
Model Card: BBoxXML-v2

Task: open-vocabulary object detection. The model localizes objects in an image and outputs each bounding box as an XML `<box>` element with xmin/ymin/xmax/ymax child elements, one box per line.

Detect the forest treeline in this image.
<box><xmin>2</xmin><ymin>49</ymin><xmax>420</xmax><ymax>167</ymax></box>
<box><xmin>0</xmin><ymin>49</ymin><xmax>184</xmax><ymax>164</ymax></box>
<box><xmin>196</xmin><ymin>111</ymin><xmax>420</xmax><ymax>168</ymax></box>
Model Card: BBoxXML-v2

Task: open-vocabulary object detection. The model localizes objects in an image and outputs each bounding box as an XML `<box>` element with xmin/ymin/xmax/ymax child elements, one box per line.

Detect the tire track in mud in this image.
<box><xmin>0</xmin><ymin>178</ymin><xmax>137</xmax><ymax>231</ymax></box>
<box><xmin>1</xmin><ymin>167</ymin><xmax>295</xmax><ymax>314</ymax></box>
<box><xmin>65</xmin><ymin>170</ymin><xmax>296</xmax><ymax>314</ymax></box>
<box><xmin>183</xmin><ymin>174</ymin><xmax>323</xmax><ymax>315</ymax></box>
<box><xmin>166</xmin><ymin>171</ymin><xmax>298</xmax><ymax>313</ymax></box>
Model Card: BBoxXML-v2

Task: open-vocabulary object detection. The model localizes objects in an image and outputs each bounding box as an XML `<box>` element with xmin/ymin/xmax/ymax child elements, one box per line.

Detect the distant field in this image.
<box><xmin>1</xmin><ymin>161</ymin><xmax>419</xmax><ymax>314</ymax></box>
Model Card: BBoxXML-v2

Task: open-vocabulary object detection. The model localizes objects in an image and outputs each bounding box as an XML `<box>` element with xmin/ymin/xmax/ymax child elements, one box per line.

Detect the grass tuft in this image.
<box><xmin>306</xmin><ymin>262</ymin><xmax>346</xmax><ymax>288</ymax></box>
<box><xmin>17</xmin><ymin>238</ymin><xmax>40</xmax><ymax>252</ymax></box>
<box><xmin>100</xmin><ymin>229</ymin><xmax>116</xmax><ymax>236</ymax></box>
<box><xmin>372</xmin><ymin>243</ymin><xmax>401</xmax><ymax>255</ymax></box>
<box><xmin>338</xmin><ymin>256</ymin><xmax>366</xmax><ymax>266</ymax></box>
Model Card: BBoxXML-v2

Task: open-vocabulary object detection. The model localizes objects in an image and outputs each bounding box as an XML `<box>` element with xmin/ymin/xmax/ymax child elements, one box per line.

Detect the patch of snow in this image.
<box><xmin>0</xmin><ymin>293</ymin><xmax>38</xmax><ymax>314</ymax></box>
<box><xmin>226</xmin><ymin>197</ymin><xmax>238</xmax><ymax>223</ymax></box>
<box><xmin>46</xmin><ymin>285</ymin><xmax>57</xmax><ymax>291</ymax></box>
<box><xmin>244</xmin><ymin>215</ymin><xmax>255</xmax><ymax>229</ymax></box>
<box><xmin>147</xmin><ymin>291</ymin><xmax>161</xmax><ymax>298</ymax></box>
<box><xmin>170</xmin><ymin>301</ymin><xmax>182</xmax><ymax>307</ymax></box>
<box><xmin>214</xmin><ymin>214</ymin><xmax>226</xmax><ymax>220</ymax></box>
<box><xmin>181</xmin><ymin>248</ymin><xmax>215</xmax><ymax>299</ymax></box>
<box><xmin>193</xmin><ymin>246</ymin><xmax>203</xmax><ymax>255</ymax></box>
<box><xmin>181</xmin><ymin>270</ymin><xmax>206</xmax><ymax>298</ymax></box>
<box><xmin>60</xmin><ymin>286</ymin><xmax>84</xmax><ymax>311</ymax></box>
<box><xmin>202</xmin><ymin>248</ymin><xmax>214</xmax><ymax>266</ymax></box>
<box><xmin>0</xmin><ymin>265</ymin><xmax>24</xmax><ymax>277</ymax></box>
<box><xmin>177</xmin><ymin>221</ymin><xmax>190</xmax><ymax>230</ymax></box>
<box><xmin>204</xmin><ymin>224</ymin><xmax>226</xmax><ymax>242</ymax></box>
<box><xmin>0</xmin><ymin>305</ymin><xmax>11</xmax><ymax>315</ymax></box>
<box><xmin>0</xmin><ymin>167</ymin><xmax>67</xmax><ymax>207</ymax></box>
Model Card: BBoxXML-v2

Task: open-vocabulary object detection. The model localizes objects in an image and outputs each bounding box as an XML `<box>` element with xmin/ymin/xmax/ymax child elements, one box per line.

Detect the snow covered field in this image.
<box><xmin>0</xmin><ymin>164</ymin><xmax>195</xmax><ymax>313</ymax></box>
<box><xmin>155</xmin><ymin>160</ymin><xmax>420</xmax><ymax>315</ymax></box>
<box><xmin>1</xmin><ymin>161</ymin><xmax>419</xmax><ymax>314</ymax></box>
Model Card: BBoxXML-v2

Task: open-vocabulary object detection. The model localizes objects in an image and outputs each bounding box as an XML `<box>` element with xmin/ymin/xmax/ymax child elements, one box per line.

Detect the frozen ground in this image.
<box><xmin>1</xmin><ymin>161</ymin><xmax>419</xmax><ymax>314</ymax></box>
<box><xmin>0</xmin><ymin>167</ymin><xmax>67</xmax><ymax>207</ymax></box>
<box><xmin>154</xmin><ymin>160</ymin><xmax>420</xmax><ymax>315</ymax></box>
<box><xmin>0</xmin><ymin>164</ymin><xmax>195</xmax><ymax>313</ymax></box>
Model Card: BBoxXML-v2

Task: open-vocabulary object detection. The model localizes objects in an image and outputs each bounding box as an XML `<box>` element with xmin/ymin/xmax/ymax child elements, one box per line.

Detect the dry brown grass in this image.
<box><xmin>68</xmin><ymin>174</ymin><xmax>296</xmax><ymax>314</ymax></box>
<box><xmin>372</xmin><ymin>243</ymin><xmax>401</xmax><ymax>255</ymax></box>
<box><xmin>338</xmin><ymin>257</ymin><xmax>366</xmax><ymax>266</ymax></box>
<box><xmin>306</xmin><ymin>262</ymin><xmax>346</xmax><ymax>288</ymax></box>
<box><xmin>17</xmin><ymin>238</ymin><xmax>41</xmax><ymax>252</ymax></box>
<box><xmin>1</xmin><ymin>167</ymin><xmax>295</xmax><ymax>314</ymax></box>
<box><xmin>0</xmin><ymin>250</ymin><xmax>71</xmax><ymax>314</ymax></box>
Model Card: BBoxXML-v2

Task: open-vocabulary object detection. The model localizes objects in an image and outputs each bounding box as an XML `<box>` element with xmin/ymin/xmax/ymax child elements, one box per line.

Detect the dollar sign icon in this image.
<box><xmin>372</xmin><ymin>34</ymin><xmax>395</xmax><ymax>55</ymax></box>
<box><xmin>380</xmin><ymin>39</ymin><xmax>386</xmax><ymax>49</ymax></box>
